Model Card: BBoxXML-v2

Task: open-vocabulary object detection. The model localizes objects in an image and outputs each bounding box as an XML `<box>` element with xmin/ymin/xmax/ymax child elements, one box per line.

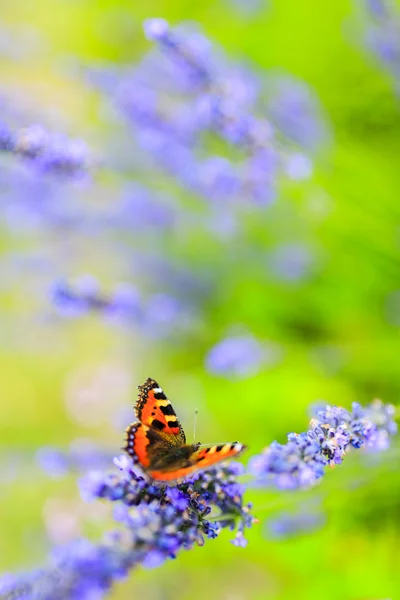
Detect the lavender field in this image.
<box><xmin>0</xmin><ymin>1</ymin><xmax>399</xmax><ymax>599</ymax></box>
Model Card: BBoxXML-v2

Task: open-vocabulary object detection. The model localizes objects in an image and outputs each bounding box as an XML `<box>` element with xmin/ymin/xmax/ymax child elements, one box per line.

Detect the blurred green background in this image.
<box><xmin>0</xmin><ymin>0</ymin><xmax>399</xmax><ymax>599</ymax></box>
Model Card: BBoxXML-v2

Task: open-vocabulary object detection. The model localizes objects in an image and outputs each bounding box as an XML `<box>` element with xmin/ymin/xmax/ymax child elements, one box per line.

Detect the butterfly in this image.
<box><xmin>123</xmin><ymin>377</ymin><xmax>245</xmax><ymax>482</ymax></box>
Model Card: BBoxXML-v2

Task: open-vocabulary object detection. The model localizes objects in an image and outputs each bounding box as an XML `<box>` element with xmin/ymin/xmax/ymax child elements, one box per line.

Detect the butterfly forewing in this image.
<box><xmin>135</xmin><ymin>377</ymin><xmax>186</xmax><ymax>443</ymax></box>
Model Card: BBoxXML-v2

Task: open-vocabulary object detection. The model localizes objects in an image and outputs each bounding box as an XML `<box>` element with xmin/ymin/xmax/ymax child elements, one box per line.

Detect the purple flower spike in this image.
<box><xmin>143</xmin><ymin>18</ymin><xmax>170</xmax><ymax>42</ymax></box>
<box><xmin>249</xmin><ymin>400</ymin><xmax>397</xmax><ymax>489</ymax></box>
<box><xmin>91</xmin><ymin>18</ymin><xmax>327</xmax><ymax>207</ymax></box>
<box><xmin>49</xmin><ymin>276</ymin><xmax>194</xmax><ymax>339</ymax></box>
<box><xmin>0</xmin><ymin>121</ymin><xmax>14</xmax><ymax>150</ymax></box>
<box><xmin>1</xmin><ymin>121</ymin><xmax>91</xmax><ymax>177</ymax></box>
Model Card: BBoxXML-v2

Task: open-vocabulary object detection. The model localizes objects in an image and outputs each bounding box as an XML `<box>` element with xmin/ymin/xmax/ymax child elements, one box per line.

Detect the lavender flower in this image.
<box><xmin>365</xmin><ymin>0</ymin><xmax>390</xmax><ymax>18</ymax></box>
<box><xmin>0</xmin><ymin>159</ymin><xmax>86</xmax><ymax>231</ymax></box>
<box><xmin>249</xmin><ymin>400</ymin><xmax>397</xmax><ymax>489</ymax></box>
<box><xmin>108</xmin><ymin>184</ymin><xmax>177</xmax><ymax>231</ymax></box>
<box><xmin>50</xmin><ymin>277</ymin><xmax>116</xmax><ymax>318</ymax></box>
<box><xmin>0</xmin><ymin>122</ymin><xmax>91</xmax><ymax>177</ymax></box>
<box><xmin>267</xmin><ymin>243</ymin><xmax>314</xmax><ymax>282</ymax></box>
<box><xmin>35</xmin><ymin>443</ymin><xmax>115</xmax><ymax>478</ymax></box>
<box><xmin>92</xmin><ymin>19</ymin><xmax>327</xmax><ymax>205</ymax></box>
<box><xmin>206</xmin><ymin>334</ymin><xmax>282</xmax><ymax>378</ymax></box>
<box><xmin>0</xmin><ymin>538</ymin><xmax>131</xmax><ymax>600</ymax></box>
<box><xmin>50</xmin><ymin>278</ymin><xmax>193</xmax><ymax>338</ymax></box>
<box><xmin>267</xmin><ymin>78</ymin><xmax>328</xmax><ymax>151</ymax></box>
<box><xmin>0</xmin><ymin>121</ymin><xmax>13</xmax><ymax>150</ymax></box>
<box><xmin>266</xmin><ymin>506</ymin><xmax>325</xmax><ymax>540</ymax></box>
<box><xmin>36</xmin><ymin>447</ymin><xmax>70</xmax><ymax>478</ymax></box>
<box><xmin>227</xmin><ymin>0</ymin><xmax>266</xmax><ymax>19</ymax></box>
<box><xmin>142</xmin><ymin>18</ymin><xmax>214</xmax><ymax>87</ymax></box>
<box><xmin>0</xmin><ymin>458</ymin><xmax>254</xmax><ymax>599</ymax></box>
<box><xmin>362</xmin><ymin>0</ymin><xmax>400</xmax><ymax>91</ymax></box>
<box><xmin>81</xmin><ymin>455</ymin><xmax>254</xmax><ymax>544</ymax></box>
<box><xmin>50</xmin><ymin>277</ymin><xmax>140</xmax><ymax>319</ymax></box>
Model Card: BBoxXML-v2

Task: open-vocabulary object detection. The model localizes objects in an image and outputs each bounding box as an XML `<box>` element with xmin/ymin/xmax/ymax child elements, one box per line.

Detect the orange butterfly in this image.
<box><xmin>124</xmin><ymin>377</ymin><xmax>245</xmax><ymax>482</ymax></box>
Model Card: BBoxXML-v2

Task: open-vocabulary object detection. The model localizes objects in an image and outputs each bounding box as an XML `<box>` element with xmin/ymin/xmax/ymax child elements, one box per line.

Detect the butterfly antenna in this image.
<box><xmin>192</xmin><ymin>408</ymin><xmax>199</xmax><ymax>443</ymax></box>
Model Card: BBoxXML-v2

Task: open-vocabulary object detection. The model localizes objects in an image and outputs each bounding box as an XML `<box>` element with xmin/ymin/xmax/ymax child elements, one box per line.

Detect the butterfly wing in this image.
<box><xmin>124</xmin><ymin>422</ymin><xmax>151</xmax><ymax>468</ymax></box>
<box><xmin>124</xmin><ymin>378</ymin><xmax>186</xmax><ymax>470</ymax></box>
<box><xmin>135</xmin><ymin>377</ymin><xmax>186</xmax><ymax>444</ymax></box>
<box><xmin>148</xmin><ymin>442</ymin><xmax>246</xmax><ymax>482</ymax></box>
<box><xmin>125</xmin><ymin>378</ymin><xmax>245</xmax><ymax>481</ymax></box>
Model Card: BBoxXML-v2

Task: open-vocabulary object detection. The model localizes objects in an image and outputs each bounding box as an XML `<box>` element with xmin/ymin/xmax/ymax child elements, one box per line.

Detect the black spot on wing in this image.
<box><xmin>159</xmin><ymin>403</ymin><xmax>175</xmax><ymax>416</ymax></box>
<box><xmin>151</xmin><ymin>419</ymin><xmax>165</xmax><ymax>431</ymax></box>
<box><xmin>154</xmin><ymin>391</ymin><xmax>167</xmax><ymax>400</ymax></box>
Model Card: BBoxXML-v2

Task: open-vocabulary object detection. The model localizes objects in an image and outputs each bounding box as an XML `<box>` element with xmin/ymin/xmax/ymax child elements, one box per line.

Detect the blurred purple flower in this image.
<box><xmin>1</xmin><ymin>122</ymin><xmax>91</xmax><ymax>177</ymax></box>
<box><xmin>249</xmin><ymin>400</ymin><xmax>397</xmax><ymax>489</ymax></box>
<box><xmin>366</xmin><ymin>25</ymin><xmax>400</xmax><ymax>67</ymax></box>
<box><xmin>141</xmin><ymin>550</ymin><xmax>166</xmax><ymax>569</ymax></box>
<box><xmin>50</xmin><ymin>278</ymin><xmax>139</xmax><ymax>320</ymax></box>
<box><xmin>50</xmin><ymin>277</ymin><xmax>195</xmax><ymax>339</ymax></box>
<box><xmin>266</xmin><ymin>506</ymin><xmax>325</xmax><ymax>540</ymax></box>
<box><xmin>35</xmin><ymin>443</ymin><xmax>116</xmax><ymax>478</ymax></box>
<box><xmin>243</xmin><ymin>148</ymin><xmax>278</xmax><ymax>205</ymax></box>
<box><xmin>142</xmin><ymin>19</ymin><xmax>214</xmax><ymax>87</ymax></box>
<box><xmin>86</xmin><ymin>19</ymin><xmax>327</xmax><ymax>206</ymax></box>
<box><xmin>143</xmin><ymin>18</ymin><xmax>170</xmax><ymax>42</ymax></box>
<box><xmin>365</xmin><ymin>0</ymin><xmax>390</xmax><ymax>18</ymax></box>
<box><xmin>36</xmin><ymin>447</ymin><xmax>69</xmax><ymax>478</ymax></box>
<box><xmin>206</xmin><ymin>334</ymin><xmax>282</xmax><ymax>378</ymax></box>
<box><xmin>268</xmin><ymin>243</ymin><xmax>314</xmax><ymax>282</ymax></box>
<box><xmin>231</xmin><ymin>530</ymin><xmax>248</xmax><ymax>547</ymax></box>
<box><xmin>285</xmin><ymin>152</ymin><xmax>313</xmax><ymax>180</ymax></box>
<box><xmin>105</xmin><ymin>284</ymin><xmax>142</xmax><ymax>323</ymax></box>
<box><xmin>0</xmin><ymin>120</ymin><xmax>13</xmax><ymax>150</ymax></box>
<box><xmin>112</xmin><ymin>185</ymin><xmax>176</xmax><ymax>231</ymax></box>
<box><xmin>50</xmin><ymin>277</ymin><xmax>108</xmax><ymax>318</ymax></box>
<box><xmin>141</xmin><ymin>292</ymin><xmax>192</xmax><ymax>338</ymax></box>
<box><xmin>0</xmin><ymin>159</ymin><xmax>88</xmax><ymax>231</ymax></box>
<box><xmin>228</xmin><ymin>0</ymin><xmax>266</xmax><ymax>18</ymax></box>
<box><xmin>267</xmin><ymin>78</ymin><xmax>328</xmax><ymax>151</ymax></box>
<box><xmin>363</xmin><ymin>0</ymin><xmax>400</xmax><ymax>90</ymax></box>
<box><xmin>0</xmin><ymin>537</ymin><xmax>131</xmax><ymax>600</ymax></box>
<box><xmin>197</xmin><ymin>156</ymin><xmax>240</xmax><ymax>201</ymax></box>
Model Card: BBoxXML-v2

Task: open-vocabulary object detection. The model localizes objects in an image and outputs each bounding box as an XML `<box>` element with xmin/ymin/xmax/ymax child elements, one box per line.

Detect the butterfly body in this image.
<box><xmin>124</xmin><ymin>377</ymin><xmax>245</xmax><ymax>482</ymax></box>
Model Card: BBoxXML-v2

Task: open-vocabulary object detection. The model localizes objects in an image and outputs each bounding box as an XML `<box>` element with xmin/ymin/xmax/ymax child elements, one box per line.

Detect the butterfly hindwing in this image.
<box><xmin>123</xmin><ymin>422</ymin><xmax>151</xmax><ymax>468</ymax></box>
<box><xmin>135</xmin><ymin>378</ymin><xmax>185</xmax><ymax>443</ymax></box>
<box><xmin>148</xmin><ymin>442</ymin><xmax>245</xmax><ymax>482</ymax></box>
